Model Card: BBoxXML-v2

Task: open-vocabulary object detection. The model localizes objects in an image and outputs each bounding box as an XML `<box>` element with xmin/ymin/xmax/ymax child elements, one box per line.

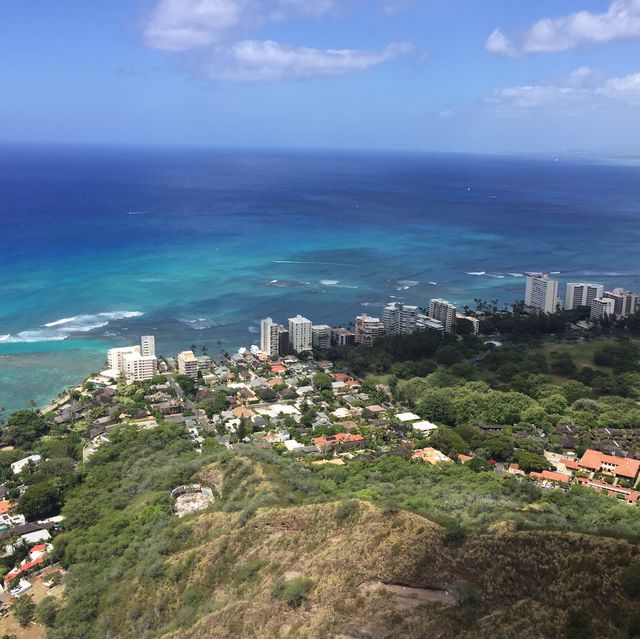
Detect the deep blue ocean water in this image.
<box><xmin>1</xmin><ymin>145</ymin><xmax>640</xmax><ymax>414</ymax></box>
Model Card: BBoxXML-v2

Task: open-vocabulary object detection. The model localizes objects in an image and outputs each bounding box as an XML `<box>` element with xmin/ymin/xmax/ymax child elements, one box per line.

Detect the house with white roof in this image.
<box><xmin>11</xmin><ymin>455</ymin><xmax>42</xmax><ymax>475</ymax></box>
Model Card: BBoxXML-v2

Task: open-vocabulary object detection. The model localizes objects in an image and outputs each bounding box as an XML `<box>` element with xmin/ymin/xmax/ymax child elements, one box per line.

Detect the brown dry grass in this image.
<box><xmin>100</xmin><ymin>499</ymin><xmax>640</xmax><ymax>639</ymax></box>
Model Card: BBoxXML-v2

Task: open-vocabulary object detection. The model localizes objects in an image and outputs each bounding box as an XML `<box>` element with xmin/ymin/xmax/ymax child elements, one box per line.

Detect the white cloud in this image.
<box><xmin>486</xmin><ymin>66</ymin><xmax>640</xmax><ymax>114</ymax></box>
<box><xmin>379</xmin><ymin>1</ymin><xmax>414</xmax><ymax>16</ymax></box>
<box><xmin>143</xmin><ymin>0</ymin><xmax>412</xmax><ymax>81</ymax></box>
<box><xmin>204</xmin><ymin>40</ymin><xmax>413</xmax><ymax>82</ymax></box>
<box><xmin>485</xmin><ymin>28</ymin><xmax>517</xmax><ymax>57</ymax></box>
<box><xmin>439</xmin><ymin>109</ymin><xmax>456</xmax><ymax>119</ymax></box>
<box><xmin>486</xmin><ymin>0</ymin><xmax>640</xmax><ymax>56</ymax></box>
<box><xmin>144</xmin><ymin>0</ymin><xmax>256</xmax><ymax>51</ymax></box>
<box><xmin>597</xmin><ymin>72</ymin><xmax>640</xmax><ymax>100</ymax></box>
<box><xmin>270</xmin><ymin>0</ymin><xmax>336</xmax><ymax>21</ymax></box>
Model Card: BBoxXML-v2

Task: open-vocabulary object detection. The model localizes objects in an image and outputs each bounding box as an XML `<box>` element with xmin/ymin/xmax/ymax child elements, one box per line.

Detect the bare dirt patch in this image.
<box><xmin>358</xmin><ymin>581</ymin><xmax>456</xmax><ymax>609</ymax></box>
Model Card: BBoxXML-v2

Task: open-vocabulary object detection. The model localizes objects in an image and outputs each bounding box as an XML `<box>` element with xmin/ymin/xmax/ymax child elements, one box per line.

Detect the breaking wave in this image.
<box><xmin>179</xmin><ymin>318</ymin><xmax>214</xmax><ymax>331</ymax></box>
<box><xmin>0</xmin><ymin>311</ymin><xmax>143</xmax><ymax>344</ymax></box>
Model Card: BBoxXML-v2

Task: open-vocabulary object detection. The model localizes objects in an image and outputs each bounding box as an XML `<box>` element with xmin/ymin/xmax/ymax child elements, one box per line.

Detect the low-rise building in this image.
<box><xmin>313</xmin><ymin>433</ymin><xmax>365</xmax><ymax>452</ymax></box>
<box><xmin>11</xmin><ymin>455</ymin><xmax>42</xmax><ymax>475</ymax></box>
<box><xmin>576</xmin><ymin>477</ymin><xmax>640</xmax><ymax>503</ymax></box>
<box><xmin>416</xmin><ymin>314</ymin><xmax>445</xmax><ymax>334</ymax></box>
<box><xmin>530</xmin><ymin>470</ymin><xmax>572</xmax><ymax>485</ymax></box>
<box><xmin>412</xmin><ymin>448</ymin><xmax>452</xmax><ymax>465</ymax></box>
<box><xmin>578</xmin><ymin>449</ymin><xmax>640</xmax><ymax>482</ymax></box>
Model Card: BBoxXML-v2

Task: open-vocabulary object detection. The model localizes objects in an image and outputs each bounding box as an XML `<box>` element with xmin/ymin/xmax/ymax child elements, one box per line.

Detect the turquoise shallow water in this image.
<box><xmin>1</xmin><ymin>146</ymin><xmax>640</xmax><ymax>414</ymax></box>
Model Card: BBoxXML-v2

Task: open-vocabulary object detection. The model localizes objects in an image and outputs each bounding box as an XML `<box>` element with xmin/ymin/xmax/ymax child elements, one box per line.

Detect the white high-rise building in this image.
<box><xmin>311</xmin><ymin>325</ymin><xmax>332</xmax><ymax>350</ymax></box>
<box><xmin>288</xmin><ymin>315</ymin><xmax>312</xmax><ymax>352</ymax></box>
<box><xmin>260</xmin><ymin>318</ymin><xmax>280</xmax><ymax>357</ymax></box>
<box><xmin>590</xmin><ymin>297</ymin><xmax>616</xmax><ymax>322</ymax></box>
<box><xmin>354</xmin><ymin>314</ymin><xmax>385</xmax><ymax>345</ymax></box>
<box><xmin>177</xmin><ymin>351</ymin><xmax>198</xmax><ymax>379</ymax></box>
<box><xmin>565</xmin><ymin>283</ymin><xmax>604</xmax><ymax>311</ymax></box>
<box><xmin>604</xmin><ymin>288</ymin><xmax>638</xmax><ymax>319</ymax></box>
<box><xmin>107</xmin><ymin>346</ymin><xmax>141</xmax><ymax>372</ymax></box>
<box><xmin>141</xmin><ymin>335</ymin><xmax>156</xmax><ymax>357</ymax></box>
<box><xmin>383</xmin><ymin>303</ymin><xmax>418</xmax><ymax>335</ymax></box>
<box><xmin>122</xmin><ymin>352</ymin><xmax>158</xmax><ymax>384</ymax></box>
<box><xmin>525</xmin><ymin>274</ymin><xmax>559</xmax><ymax>314</ymax></box>
<box><xmin>428</xmin><ymin>299</ymin><xmax>457</xmax><ymax>333</ymax></box>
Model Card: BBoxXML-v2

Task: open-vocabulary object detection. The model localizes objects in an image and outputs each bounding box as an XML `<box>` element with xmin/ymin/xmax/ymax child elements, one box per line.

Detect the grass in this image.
<box><xmin>535</xmin><ymin>336</ymin><xmax>640</xmax><ymax>380</ymax></box>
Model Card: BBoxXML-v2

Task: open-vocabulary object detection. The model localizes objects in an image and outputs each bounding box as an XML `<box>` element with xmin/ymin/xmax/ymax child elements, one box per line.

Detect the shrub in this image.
<box><xmin>236</xmin><ymin>559</ymin><xmax>267</xmax><ymax>583</ymax></box>
<box><xmin>35</xmin><ymin>596</ymin><xmax>58</xmax><ymax>627</ymax></box>
<box><xmin>273</xmin><ymin>577</ymin><xmax>314</xmax><ymax>608</ymax></box>
<box><xmin>564</xmin><ymin>610</ymin><xmax>592</xmax><ymax>639</ymax></box>
<box><xmin>454</xmin><ymin>583</ymin><xmax>481</xmax><ymax>608</ymax></box>
<box><xmin>11</xmin><ymin>595</ymin><xmax>35</xmax><ymax>628</ymax></box>
<box><xmin>334</xmin><ymin>500</ymin><xmax>359</xmax><ymax>524</ymax></box>
<box><xmin>622</xmin><ymin>563</ymin><xmax>640</xmax><ymax>599</ymax></box>
<box><xmin>443</xmin><ymin>525</ymin><xmax>467</xmax><ymax>547</ymax></box>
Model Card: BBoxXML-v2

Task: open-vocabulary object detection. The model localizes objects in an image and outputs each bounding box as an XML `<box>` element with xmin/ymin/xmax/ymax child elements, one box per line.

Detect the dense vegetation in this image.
<box><xmin>2</xmin><ymin>308</ymin><xmax>640</xmax><ymax>638</ymax></box>
<box><xmin>42</xmin><ymin>431</ymin><xmax>640</xmax><ymax>638</ymax></box>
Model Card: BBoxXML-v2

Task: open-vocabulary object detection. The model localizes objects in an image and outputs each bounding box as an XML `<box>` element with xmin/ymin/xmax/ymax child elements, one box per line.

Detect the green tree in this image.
<box><xmin>435</xmin><ymin>345</ymin><xmax>464</xmax><ymax>366</ymax></box>
<box><xmin>35</xmin><ymin>596</ymin><xmax>58</xmax><ymax>627</ymax></box>
<box><xmin>515</xmin><ymin>451</ymin><xmax>552</xmax><ymax>473</ymax></box>
<box><xmin>11</xmin><ymin>595</ymin><xmax>35</xmax><ymax>628</ymax></box>
<box><xmin>312</xmin><ymin>372</ymin><xmax>333</xmax><ymax>391</ymax></box>
<box><xmin>430</xmin><ymin>429</ymin><xmax>468</xmax><ymax>457</ymax></box>
<box><xmin>467</xmin><ymin>456</ymin><xmax>492</xmax><ymax>473</ymax></box>
<box><xmin>19</xmin><ymin>480</ymin><xmax>62</xmax><ymax>520</ymax></box>
<box><xmin>174</xmin><ymin>374</ymin><xmax>196</xmax><ymax>397</ymax></box>
<box><xmin>4</xmin><ymin>410</ymin><xmax>48</xmax><ymax>447</ymax></box>
<box><xmin>550</xmin><ymin>351</ymin><xmax>577</xmax><ymax>376</ymax></box>
<box><xmin>417</xmin><ymin>391</ymin><xmax>457</xmax><ymax>426</ymax></box>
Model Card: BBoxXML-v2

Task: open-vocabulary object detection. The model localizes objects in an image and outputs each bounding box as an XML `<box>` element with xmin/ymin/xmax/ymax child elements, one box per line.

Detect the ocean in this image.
<box><xmin>1</xmin><ymin>145</ymin><xmax>640</xmax><ymax>414</ymax></box>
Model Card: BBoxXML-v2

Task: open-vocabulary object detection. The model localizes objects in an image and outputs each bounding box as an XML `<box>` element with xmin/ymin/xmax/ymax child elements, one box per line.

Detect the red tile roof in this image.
<box><xmin>365</xmin><ymin>405</ymin><xmax>385</xmax><ymax>413</ymax></box>
<box><xmin>4</xmin><ymin>568</ymin><xmax>21</xmax><ymax>584</ymax></box>
<box><xmin>313</xmin><ymin>433</ymin><xmax>365</xmax><ymax>448</ymax></box>
<box><xmin>579</xmin><ymin>449</ymin><xmax>640</xmax><ymax>479</ymax></box>
<box><xmin>562</xmin><ymin>458</ymin><xmax>580</xmax><ymax>471</ymax></box>
<box><xmin>530</xmin><ymin>470</ymin><xmax>572</xmax><ymax>484</ymax></box>
<box><xmin>577</xmin><ymin>477</ymin><xmax>640</xmax><ymax>503</ymax></box>
<box><xmin>333</xmin><ymin>373</ymin><xmax>350</xmax><ymax>381</ymax></box>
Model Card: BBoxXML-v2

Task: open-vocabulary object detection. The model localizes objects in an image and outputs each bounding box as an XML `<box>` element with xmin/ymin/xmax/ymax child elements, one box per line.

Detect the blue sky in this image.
<box><xmin>2</xmin><ymin>0</ymin><xmax>640</xmax><ymax>153</ymax></box>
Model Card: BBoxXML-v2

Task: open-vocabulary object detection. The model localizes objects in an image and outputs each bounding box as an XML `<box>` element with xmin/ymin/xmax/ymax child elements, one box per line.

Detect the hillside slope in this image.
<box><xmin>47</xmin><ymin>430</ymin><xmax>640</xmax><ymax>639</ymax></box>
<box><xmin>148</xmin><ymin>502</ymin><xmax>637</xmax><ymax>639</ymax></box>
